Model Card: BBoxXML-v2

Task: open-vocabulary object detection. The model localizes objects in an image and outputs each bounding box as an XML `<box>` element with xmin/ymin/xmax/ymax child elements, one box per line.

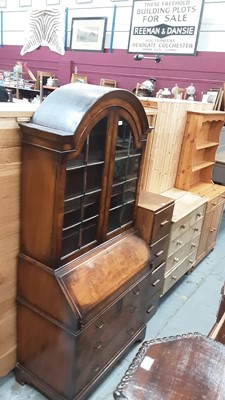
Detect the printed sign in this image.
<box><xmin>128</xmin><ymin>0</ymin><xmax>205</xmax><ymax>55</ymax></box>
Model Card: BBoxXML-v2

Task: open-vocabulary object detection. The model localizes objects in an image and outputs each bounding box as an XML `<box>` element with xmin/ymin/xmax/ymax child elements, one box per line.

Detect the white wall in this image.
<box><xmin>1</xmin><ymin>0</ymin><xmax>225</xmax><ymax>51</ymax></box>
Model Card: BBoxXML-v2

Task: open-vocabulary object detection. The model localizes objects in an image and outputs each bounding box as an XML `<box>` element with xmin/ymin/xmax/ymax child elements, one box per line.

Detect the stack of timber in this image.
<box><xmin>0</xmin><ymin>103</ymin><xmax>36</xmax><ymax>376</ymax></box>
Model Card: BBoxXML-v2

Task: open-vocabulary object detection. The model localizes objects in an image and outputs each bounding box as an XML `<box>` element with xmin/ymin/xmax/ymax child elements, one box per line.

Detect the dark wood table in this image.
<box><xmin>114</xmin><ymin>333</ymin><xmax>225</xmax><ymax>399</ymax></box>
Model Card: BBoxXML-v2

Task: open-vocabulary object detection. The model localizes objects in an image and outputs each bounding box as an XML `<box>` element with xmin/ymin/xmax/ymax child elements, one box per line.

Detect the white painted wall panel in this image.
<box><xmin>1</xmin><ymin>0</ymin><xmax>225</xmax><ymax>52</ymax></box>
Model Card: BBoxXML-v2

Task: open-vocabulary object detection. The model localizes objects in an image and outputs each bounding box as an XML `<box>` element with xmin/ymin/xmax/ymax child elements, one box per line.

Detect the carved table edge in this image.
<box><xmin>113</xmin><ymin>332</ymin><xmax>204</xmax><ymax>400</ymax></box>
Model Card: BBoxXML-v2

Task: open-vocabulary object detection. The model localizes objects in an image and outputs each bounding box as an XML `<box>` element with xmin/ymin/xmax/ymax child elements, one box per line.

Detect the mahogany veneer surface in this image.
<box><xmin>114</xmin><ymin>334</ymin><xmax>225</xmax><ymax>400</ymax></box>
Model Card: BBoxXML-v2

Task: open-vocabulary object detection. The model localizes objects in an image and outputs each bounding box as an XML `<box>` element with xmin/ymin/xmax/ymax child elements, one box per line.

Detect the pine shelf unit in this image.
<box><xmin>176</xmin><ymin>110</ymin><xmax>225</xmax><ymax>191</ymax></box>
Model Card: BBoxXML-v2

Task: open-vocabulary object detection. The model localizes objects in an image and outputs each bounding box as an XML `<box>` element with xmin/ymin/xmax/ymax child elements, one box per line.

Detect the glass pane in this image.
<box><xmin>124</xmin><ymin>179</ymin><xmax>137</xmax><ymax>202</ymax></box>
<box><xmin>62</xmin><ymin>225</ymin><xmax>80</xmax><ymax>257</ymax></box>
<box><xmin>88</xmin><ymin>119</ymin><xmax>107</xmax><ymax>163</ymax></box>
<box><xmin>65</xmin><ymin>167</ymin><xmax>85</xmax><ymax>198</ymax></box>
<box><xmin>81</xmin><ymin>218</ymin><xmax>98</xmax><ymax>247</ymax></box>
<box><xmin>63</xmin><ymin>197</ymin><xmax>82</xmax><ymax>228</ymax></box>
<box><xmin>107</xmin><ymin>118</ymin><xmax>141</xmax><ymax>235</ymax></box>
<box><xmin>110</xmin><ymin>183</ymin><xmax>124</xmax><ymax>209</ymax></box>
<box><xmin>117</xmin><ymin>120</ymin><xmax>141</xmax><ymax>157</ymax></box>
<box><xmin>86</xmin><ymin>164</ymin><xmax>104</xmax><ymax>192</ymax></box>
<box><xmin>83</xmin><ymin>191</ymin><xmax>101</xmax><ymax>220</ymax></box>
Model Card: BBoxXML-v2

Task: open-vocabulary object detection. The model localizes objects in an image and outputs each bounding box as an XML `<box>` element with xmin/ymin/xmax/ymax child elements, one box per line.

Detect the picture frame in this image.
<box><xmin>19</xmin><ymin>0</ymin><xmax>32</xmax><ymax>6</ymax></box>
<box><xmin>70</xmin><ymin>17</ymin><xmax>107</xmax><ymax>52</ymax></box>
<box><xmin>0</xmin><ymin>0</ymin><xmax>7</xmax><ymax>7</ymax></box>
<box><xmin>206</xmin><ymin>89</ymin><xmax>221</xmax><ymax>108</ymax></box>
<box><xmin>76</xmin><ymin>0</ymin><xmax>92</xmax><ymax>3</ymax></box>
<box><xmin>71</xmin><ymin>74</ymin><xmax>88</xmax><ymax>84</ymax></box>
<box><xmin>46</xmin><ymin>0</ymin><xmax>60</xmax><ymax>5</ymax></box>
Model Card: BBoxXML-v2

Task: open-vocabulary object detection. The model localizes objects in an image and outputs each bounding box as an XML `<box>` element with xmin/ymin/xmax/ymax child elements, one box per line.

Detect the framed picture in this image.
<box><xmin>0</xmin><ymin>0</ymin><xmax>7</xmax><ymax>7</ymax></box>
<box><xmin>19</xmin><ymin>0</ymin><xmax>32</xmax><ymax>6</ymax></box>
<box><xmin>76</xmin><ymin>0</ymin><xmax>92</xmax><ymax>3</ymax></box>
<box><xmin>71</xmin><ymin>74</ymin><xmax>88</xmax><ymax>83</ymax></box>
<box><xmin>206</xmin><ymin>90</ymin><xmax>220</xmax><ymax>107</ymax></box>
<box><xmin>46</xmin><ymin>0</ymin><xmax>60</xmax><ymax>4</ymax></box>
<box><xmin>70</xmin><ymin>17</ymin><xmax>107</xmax><ymax>52</ymax></box>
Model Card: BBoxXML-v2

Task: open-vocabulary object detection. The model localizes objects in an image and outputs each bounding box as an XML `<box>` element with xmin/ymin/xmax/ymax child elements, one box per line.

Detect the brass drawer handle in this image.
<box><xmin>147</xmin><ymin>305</ymin><xmax>155</xmax><ymax>314</ymax></box>
<box><xmin>155</xmin><ymin>250</ymin><xmax>164</xmax><ymax>257</ymax></box>
<box><xmin>210</xmin><ymin>228</ymin><xmax>216</xmax><ymax>232</ymax></box>
<box><xmin>94</xmin><ymin>341</ymin><xmax>103</xmax><ymax>350</ymax></box>
<box><xmin>133</xmin><ymin>288</ymin><xmax>140</xmax><ymax>296</ymax></box>
<box><xmin>152</xmin><ymin>279</ymin><xmax>160</xmax><ymax>287</ymax></box>
<box><xmin>160</xmin><ymin>220</ymin><xmax>169</xmax><ymax>226</ymax></box>
<box><xmin>96</xmin><ymin>321</ymin><xmax>104</xmax><ymax>329</ymax></box>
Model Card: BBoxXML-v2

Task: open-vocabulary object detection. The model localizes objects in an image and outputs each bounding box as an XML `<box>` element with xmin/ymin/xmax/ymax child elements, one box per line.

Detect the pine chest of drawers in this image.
<box><xmin>161</xmin><ymin>189</ymin><xmax>206</xmax><ymax>295</ymax></box>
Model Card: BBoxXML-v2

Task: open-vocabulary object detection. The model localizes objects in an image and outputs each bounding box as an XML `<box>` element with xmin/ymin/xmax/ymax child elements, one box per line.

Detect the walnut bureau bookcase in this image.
<box><xmin>15</xmin><ymin>84</ymin><xmax>166</xmax><ymax>400</ymax></box>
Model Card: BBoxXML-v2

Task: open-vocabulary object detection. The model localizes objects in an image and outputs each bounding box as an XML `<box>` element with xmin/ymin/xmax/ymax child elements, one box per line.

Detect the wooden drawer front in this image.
<box><xmin>171</xmin><ymin>206</ymin><xmax>204</xmax><ymax>241</ymax></box>
<box><xmin>206</xmin><ymin>196</ymin><xmax>220</xmax><ymax>212</ymax></box>
<box><xmin>151</xmin><ymin>204</ymin><xmax>173</xmax><ymax>243</ymax></box>
<box><xmin>165</xmin><ymin>235</ymin><xmax>200</xmax><ymax>274</ymax></box>
<box><xmin>168</xmin><ymin>219</ymin><xmax>202</xmax><ymax>257</ymax></box>
<box><xmin>149</xmin><ymin>262</ymin><xmax>165</xmax><ymax>297</ymax></box>
<box><xmin>189</xmin><ymin>204</ymin><xmax>205</xmax><ymax>226</ymax></box>
<box><xmin>150</xmin><ymin>235</ymin><xmax>170</xmax><ymax>269</ymax></box>
<box><xmin>76</xmin><ymin>288</ymin><xmax>161</xmax><ymax>393</ymax></box>
<box><xmin>163</xmin><ymin>249</ymin><xmax>198</xmax><ymax>295</ymax></box>
<box><xmin>219</xmin><ymin>193</ymin><xmax>225</xmax><ymax>204</ymax></box>
<box><xmin>77</xmin><ymin>272</ymin><xmax>154</xmax><ymax>361</ymax></box>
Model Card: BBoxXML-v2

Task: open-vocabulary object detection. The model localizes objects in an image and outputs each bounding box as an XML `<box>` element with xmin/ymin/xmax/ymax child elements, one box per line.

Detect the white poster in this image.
<box><xmin>128</xmin><ymin>0</ymin><xmax>205</xmax><ymax>55</ymax></box>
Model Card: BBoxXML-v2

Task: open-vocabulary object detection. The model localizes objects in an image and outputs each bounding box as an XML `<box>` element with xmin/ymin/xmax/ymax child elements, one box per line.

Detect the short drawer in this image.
<box><xmin>151</xmin><ymin>204</ymin><xmax>174</xmax><ymax>243</ymax></box>
<box><xmin>163</xmin><ymin>249</ymin><xmax>198</xmax><ymax>295</ymax></box>
<box><xmin>149</xmin><ymin>262</ymin><xmax>165</xmax><ymax>296</ymax></box>
<box><xmin>165</xmin><ymin>235</ymin><xmax>200</xmax><ymax>275</ymax></box>
<box><xmin>189</xmin><ymin>204</ymin><xmax>205</xmax><ymax>227</ymax></box>
<box><xmin>206</xmin><ymin>196</ymin><xmax>220</xmax><ymax>212</ymax></box>
<box><xmin>150</xmin><ymin>235</ymin><xmax>170</xmax><ymax>269</ymax></box>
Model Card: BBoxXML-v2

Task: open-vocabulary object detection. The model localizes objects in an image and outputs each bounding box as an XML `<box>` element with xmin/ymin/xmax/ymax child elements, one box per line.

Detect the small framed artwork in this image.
<box><xmin>71</xmin><ymin>74</ymin><xmax>88</xmax><ymax>84</ymax></box>
<box><xmin>0</xmin><ymin>0</ymin><xmax>7</xmax><ymax>8</ymax></box>
<box><xmin>70</xmin><ymin>17</ymin><xmax>107</xmax><ymax>52</ymax></box>
<box><xmin>206</xmin><ymin>89</ymin><xmax>220</xmax><ymax>107</ymax></box>
<box><xmin>19</xmin><ymin>0</ymin><xmax>32</xmax><ymax>6</ymax></box>
<box><xmin>76</xmin><ymin>0</ymin><xmax>92</xmax><ymax>3</ymax></box>
<box><xmin>46</xmin><ymin>0</ymin><xmax>60</xmax><ymax>4</ymax></box>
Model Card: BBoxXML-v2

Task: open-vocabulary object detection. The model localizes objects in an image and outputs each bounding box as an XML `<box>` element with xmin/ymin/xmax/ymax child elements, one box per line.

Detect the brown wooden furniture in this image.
<box><xmin>114</xmin><ymin>333</ymin><xmax>225</xmax><ymax>400</ymax></box>
<box><xmin>0</xmin><ymin>103</ymin><xmax>36</xmax><ymax>377</ymax></box>
<box><xmin>15</xmin><ymin>84</ymin><xmax>166</xmax><ymax>400</ymax></box>
<box><xmin>190</xmin><ymin>183</ymin><xmax>225</xmax><ymax>264</ymax></box>
<box><xmin>176</xmin><ymin>110</ymin><xmax>225</xmax><ymax>191</ymax></box>
<box><xmin>136</xmin><ymin>190</ymin><xmax>174</xmax><ymax>289</ymax></box>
